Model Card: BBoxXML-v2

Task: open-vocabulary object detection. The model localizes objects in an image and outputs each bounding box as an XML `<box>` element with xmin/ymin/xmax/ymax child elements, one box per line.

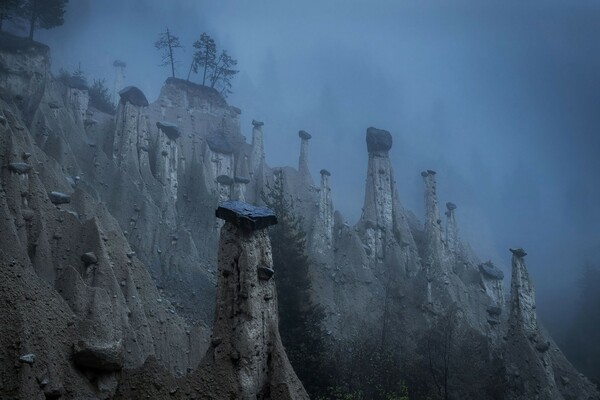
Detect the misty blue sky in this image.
<box><xmin>19</xmin><ymin>0</ymin><xmax>600</xmax><ymax>336</ymax></box>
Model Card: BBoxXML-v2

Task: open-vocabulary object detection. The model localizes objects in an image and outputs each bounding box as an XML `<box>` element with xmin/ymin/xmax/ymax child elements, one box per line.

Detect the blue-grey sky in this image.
<box><xmin>24</xmin><ymin>0</ymin><xmax>600</xmax><ymax>337</ymax></box>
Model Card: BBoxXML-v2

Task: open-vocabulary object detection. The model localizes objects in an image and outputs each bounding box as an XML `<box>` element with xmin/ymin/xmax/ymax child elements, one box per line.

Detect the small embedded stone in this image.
<box><xmin>19</xmin><ymin>353</ymin><xmax>35</xmax><ymax>364</ymax></box>
<box><xmin>49</xmin><ymin>191</ymin><xmax>70</xmax><ymax>205</ymax></box>
<box><xmin>258</xmin><ymin>266</ymin><xmax>274</xmax><ymax>281</ymax></box>
<box><xmin>81</xmin><ymin>252</ymin><xmax>98</xmax><ymax>265</ymax></box>
<box><xmin>486</xmin><ymin>305</ymin><xmax>502</xmax><ymax>316</ymax></box>
<box><xmin>535</xmin><ymin>341</ymin><xmax>550</xmax><ymax>352</ymax></box>
<box><xmin>8</xmin><ymin>162</ymin><xmax>32</xmax><ymax>174</ymax></box>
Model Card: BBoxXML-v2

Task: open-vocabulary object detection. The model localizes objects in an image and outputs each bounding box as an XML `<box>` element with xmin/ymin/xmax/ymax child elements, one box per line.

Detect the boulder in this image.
<box><xmin>320</xmin><ymin>169</ymin><xmax>331</xmax><ymax>176</ymax></box>
<box><xmin>366</xmin><ymin>127</ymin><xmax>392</xmax><ymax>153</ymax></box>
<box><xmin>446</xmin><ymin>202</ymin><xmax>457</xmax><ymax>211</ymax></box>
<box><xmin>73</xmin><ymin>340</ymin><xmax>123</xmax><ymax>372</ymax></box>
<box><xmin>118</xmin><ymin>86</ymin><xmax>149</xmax><ymax>107</ymax></box>
<box><xmin>156</xmin><ymin>120</ymin><xmax>181</xmax><ymax>140</ymax></box>
<box><xmin>252</xmin><ymin>120</ymin><xmax>264</xmax><ymax>128</ymax></box>
<box><xmin>479</xmin><ymin>261</ymin><xmax>504</xmax><ymax>280</ymax></box>
<box><xmin>216</xmin><ymin>175</ymin><xmax>234</xmax><ymax>186</ymax></box>
<box><xmin>207</xmin><ymin>134</ymin><xmax>233</xmax><ymax>154</ymax></box>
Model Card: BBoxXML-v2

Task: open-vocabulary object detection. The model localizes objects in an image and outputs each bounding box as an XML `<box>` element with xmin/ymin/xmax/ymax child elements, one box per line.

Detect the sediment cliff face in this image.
<box><xmin>504</xmin><ymin>249</ymin><xmax>598</xmax><ymax>400</ymax></box>
<box><xmin>0</xmin><ymin>34</ymin><xmax>597</xmax><ymax>400</ymax></box>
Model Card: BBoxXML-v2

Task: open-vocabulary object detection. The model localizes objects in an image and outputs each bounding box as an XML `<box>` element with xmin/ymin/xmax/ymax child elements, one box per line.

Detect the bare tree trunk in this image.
<box><xmin>202</xmin><ymin>48</ymin><xmax>209</xmax><ymax>85</ymax></box>
<box><xmin>167</xmin><ymin>28</ymin><xmax>175</xmax><ymax>78</ymax></box>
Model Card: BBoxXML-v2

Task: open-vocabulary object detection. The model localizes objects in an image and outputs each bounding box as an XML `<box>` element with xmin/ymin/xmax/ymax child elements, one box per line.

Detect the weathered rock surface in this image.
<box><xmin>200</xmin><ymin>214</ymin><xmax>308</xmax><ymax>399</ymax></box>
<box><xmin>504</xmin><ymin>249</ymin><xmax>599</xmax><ymax>400</ymax></box>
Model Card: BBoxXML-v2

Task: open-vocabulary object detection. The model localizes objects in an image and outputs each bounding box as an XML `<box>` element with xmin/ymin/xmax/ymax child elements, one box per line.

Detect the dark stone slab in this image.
<box><xmin>49</xmin><ymin>191</ymin><xmax>71</xmax><ymax>205</ymax></box>
<box><xmin>216</xmin><ymin>175</ymin><xmax>233</xmax><ymax>185</ymax></box>
<box><xmin>479</xmin><ymin>261</ymin><xmax>504</xmax><ymax>280</ymax></box>
<box><xmin>215</xmin><ymin>200</ymin><xmax>277</xmax><ymax>231</ymax></box>
<box><xmin>320</xmin><ymin>169</ymin><xmax>331</xmax><ymax>176</ymax></box>
<box><xmin>207</xmin><ymin>134</ymin><xmax>233</xmax><ymax>154</ymax></box>
<box><xmin>366</xmin><ymin>127</ymin><xmax>392</xmax><ymax>153</ymax></box>
<box><xmin>234</xmin><ymin>176</ymin><xmax>250</xmax><ymax>184</ymax></box>
<box><xmin>156</xmin><ymin>121</ymin><xmax>181</xmax><ymax>140</ymax></box>
<box><xmin>118</xmin><ymin>86</ymin><xmax>149</xmax><ymax>107</ymax></box>
<box><xmin>8</xmin><ymin>162</ymin><xmax>32</xmax><ymax>174</ymax></box>
<box><xmin>252</xmin><ymin>120</ymin><xmax>264</xmax><ymax>128</ymax></box>
<box><xmin>299</xmin><ymin>130</ymin><xmax>312</xmax><ymax>140</ymax></box>
<box><xmin>510</xmin><ymin>248</ymin><xmax>527</xmax><ymax>258</ymax></box>
<box><xmin>446</xmin><ymin>202</ymin><xmax>457</xmax><ymax>211</ymax></box>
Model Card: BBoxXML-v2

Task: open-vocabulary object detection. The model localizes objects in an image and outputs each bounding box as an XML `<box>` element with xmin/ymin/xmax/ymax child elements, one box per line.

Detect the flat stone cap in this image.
<box><xmin>299</xmin><ymin>130</ymin><xmax>312</xmax><ymax>140</ymax></box>
<box><xmin>156</xmin><ymin>121</ymin><xmax>181</xmax><ymax>140</ymax></box>
<box><xmin>216</xmin><ymin>201</ymin><xmax>277</xmax><ymax>231</ymax></box>
<box><xmin>234</xmin><ymin>176</ymin><xmax>251</xmax><ymax>184</ymax></box>
<box><xmin>113</xmin><ymin>60</ymin><xmax>126</xmax><ymax>68</ymax></box>
<box><xmin>446</xmin><ymin>202</ymin><xmax>457</xmax><ymax>211</ymax></box>
<box><xmin>252</xmin><ymin>120</ymin><xmax>264</xmax><ymax>128</ymax></box>
<box><xmin>207</xmin><ymin>135</ymin><xmax>233</xmax><ymax>154</ymax></box>
<box><xmin>366</xmin><ymin>127</ymin><xmax>392</xmax><ymax>153</ymax></box>
<box><xmin>510</xmin><ymin>248</ymin><xmax>527</xmax><ymax>258</ymax></box>
<box><xmin>479</xmin><ymin>261</ymin><xmax>504</xmax><ymax>280</ymax></box>
<box><xmin>118</xmin><ymin>86</ymin><xmax>149</xmax><ymax>107</ymax></box>
<box><xmin>320</xmin><ymin>169</ymin><xmax>331</xmax><ymax>176</ymax></box>
<box><xmin>421</xmin><ymin>169</ymin><xmax>437</xmax><ymax>178</ymax></box>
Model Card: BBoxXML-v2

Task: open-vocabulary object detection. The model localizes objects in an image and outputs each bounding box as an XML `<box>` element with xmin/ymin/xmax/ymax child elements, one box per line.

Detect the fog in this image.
<box><xmin>25</xmin><ymin>0</ymin><xmax>600</xmax><ymax>339</ymax></box>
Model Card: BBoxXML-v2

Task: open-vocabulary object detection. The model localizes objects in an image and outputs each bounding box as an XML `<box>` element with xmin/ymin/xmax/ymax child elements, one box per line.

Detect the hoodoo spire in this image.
<box><xmin>298</xmin><ymin>130</ymin><xmax>312</xmax><ymax>182</ymax></box>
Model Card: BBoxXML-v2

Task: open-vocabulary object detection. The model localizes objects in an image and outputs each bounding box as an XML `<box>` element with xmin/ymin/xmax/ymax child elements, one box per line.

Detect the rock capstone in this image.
<box><xmin>156</xmin><ymin>121</ymin><xmax>181</xmax><ymax>140</ymax></box>
<box><xmin>215</xmin><ymin>200</ymin><xmax>277</xmax><ymax>231</ymax></box>
<box><xmin>118</xmin><ymin>86</ymin><xmax>149</xmax><ymax>107</ymax></box>
<box><xmin>366</xmin><ymin>127</ymin><xmax>392</xmax><ymax>154</ymax></box>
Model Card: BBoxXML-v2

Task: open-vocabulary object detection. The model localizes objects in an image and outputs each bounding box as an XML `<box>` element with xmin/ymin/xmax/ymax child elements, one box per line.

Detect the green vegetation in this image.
<box><xmin>187</xmin><ymin>32</ymin><xmax>239</xmax><ymax>97</ymax></box>
<box><xmin>57</xmin><ymin>67</ymin><xmax>115</xmax><ymax>115</ymax></box>
<box><xmin>261</xmin><ymin>170</ymin><xmax>329</xmax><ymax>398</ymax></box>
<box><xmin>89</xmin><ymin>79</ymin><xmax>115</xmax><ymax>114</ymax></box>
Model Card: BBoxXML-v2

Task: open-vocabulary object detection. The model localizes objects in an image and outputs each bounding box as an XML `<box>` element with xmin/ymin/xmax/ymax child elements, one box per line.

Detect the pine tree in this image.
<box><xmin>209</xmin><ymin>50</ymin><xmax>238</xmax><ymax>96</ymax></box>
<box><xmin>19</xmin><ymin>0</ymin><xmax>68</xmax><ymax>40</ymax></box>
<box><xmin>155</xmin><ymin>27</ymin><xmax>182</xmax><ymax>78</ymax></box>
<box><xmin>0</xmin><ymin>0</ymin><xmax>19</xmax><ymax>32</ymax></box>
<box><xmin>188</xmin><ymin>32</ymin><xmax>216</xmax><ymax>84</ymax></box>
<box><xmin>262</xmin><ymin>170</ymin><xmax>329</xmax><ymax>397</ymax></box>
